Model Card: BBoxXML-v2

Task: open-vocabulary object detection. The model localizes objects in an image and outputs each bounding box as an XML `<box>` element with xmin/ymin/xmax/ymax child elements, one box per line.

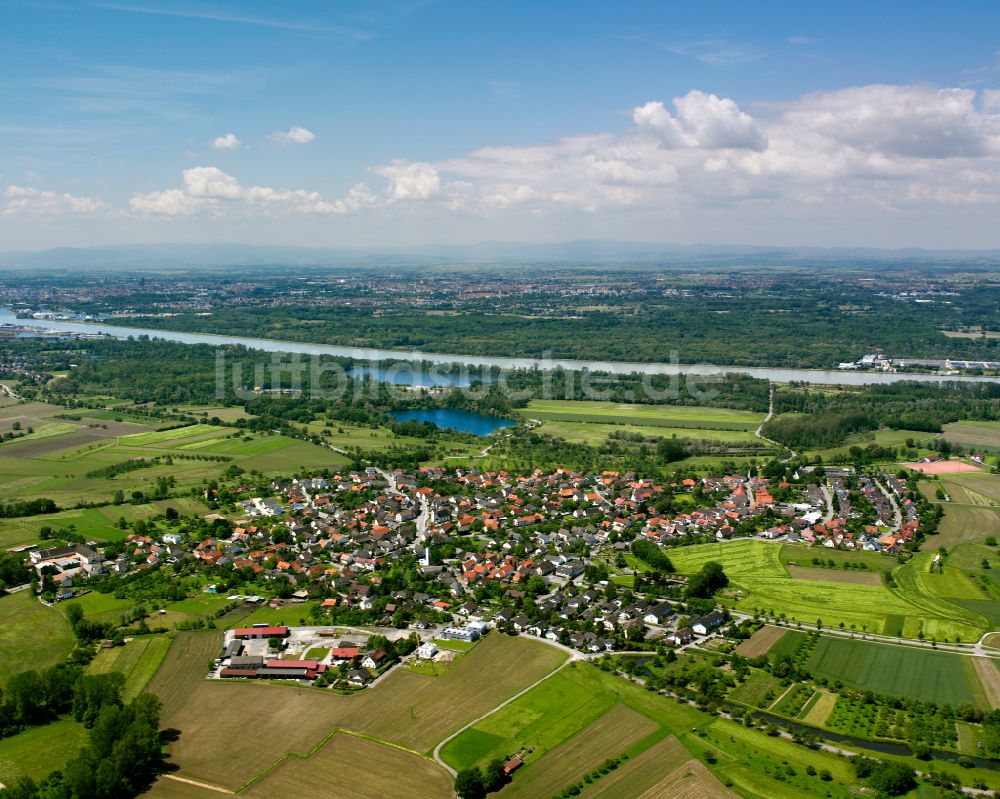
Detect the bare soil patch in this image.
<box><xmin>241</xmin><ymin>733</ymin><xmax>451</xmax><ymax>799</ymax></box>
<box><xmin>579</xmin><ymin>735</ymin><xmax>690</xmax><ymax>799</ymax></box>
<box><xmin>972</xmin><ymin>658</ymin><xmax>1000</xmax><ymax>710</ymax></box>
<box><xmin>902</xmin><ymin>460</ymin><xmax>982</xmax><ymax>475</ymax></box>
<box><xmin>787</xmin><ymin>565</ymin><xmax>882</xmax><ymax>586</ymax></box>
<box><xmin>734</xmin><ymin>625</ymin><xmax>787</xmax><ymax>658</ymax></box>
<box><xmin>636</xmin><ymin>759</ymin><xmax>739</xmax><ymax>799</ymax></box>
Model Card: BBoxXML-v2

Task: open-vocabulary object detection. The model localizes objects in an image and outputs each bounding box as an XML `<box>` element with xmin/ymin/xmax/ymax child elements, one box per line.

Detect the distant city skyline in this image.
<box><xmin>4</xmin><ymin>0</ymin><xmax>1000</xmax><ymax>250</ymax></box>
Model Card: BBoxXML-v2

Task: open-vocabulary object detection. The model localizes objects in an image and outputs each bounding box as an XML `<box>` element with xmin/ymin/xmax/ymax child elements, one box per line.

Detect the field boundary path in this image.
<box><xmin>431</xmin><ymin>648</ymin><xmax>578</xmax><ymax>777</ymax></box>
<box><xmin>754</xmin><ymin>384</ymin><xmax>795</xmax><ymax>461</ymax></box>
<box><xmin>161</xmin><ymin>774</ymin><xmax>233</xmax><ymax>795</ymax></box>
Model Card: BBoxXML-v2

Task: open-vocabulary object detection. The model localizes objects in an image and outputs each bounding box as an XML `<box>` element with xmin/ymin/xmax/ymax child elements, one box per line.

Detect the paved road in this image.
<box><xmin>875</xmin><ymin>477</ymin><xmax>903</xmax><ymax>532</ymax></box>
<box><xmin>820</xmin><ymin>485</ymin><xmax>834</xmax><ymax>524</ymax></box>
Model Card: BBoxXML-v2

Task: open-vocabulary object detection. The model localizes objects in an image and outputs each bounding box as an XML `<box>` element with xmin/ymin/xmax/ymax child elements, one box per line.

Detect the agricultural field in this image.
<box><xmin>0</xmin><ymin>406</ymin><xmax>341</xmax><ymax>550</ymax></box>
<box><xmin>532</xmin><ymin>417</ymin><xmax>761</xmax><ymax>446</ymax></box>
<box><xmin>240</xmin><ymin>733</ymin><xmax>452</xmax><ymax>799</ymax></box>
<box><xmin>443</xmin><ymin>661</ymin><xmax>708</xmax><ymax>796</ymax></box>
<box><xmin>733</xmin><ymin>625</ymin><xmax>786</xmax><ymax>658</ymax></box>
<box><xmin>728</xmin><ymin>670</ymin><xmax>783</xmax><ymax>709</ymax></box>
<box><xmin>944</xmin><ymin>420</ymin><xmax>1000</xmax><ymax>451</ymax></box>
<box><xmin>785</xmin><ymin>565</ymin><xmax>882</xmax><ymax>585</ymax></box>
<box><xmin>784</xmin><ymin>632</ymin><xmax>984</xmax><ymax>706</ymax></box>
<box><xmin>799</xmin><ymin>689</ymin><xmax>837</xmax><ymax>726</ymax></box>
<box><xmin>117</xmin><ymin>423</ymin><xmax>221</xmax><ymax>446</ymax></box>
<box><xmin>933</xmin><ymin>504</ymin><xmax>1000</xmax><ymax>549</ymax></box>
<box><xmin>143</xmin><ymin>779</ymin><xmax>226</xmax><ymax>799</ymax></box>
<box><xmin>0</xmin><ymin>718</ymin><xmax>89</xmax><ymax>786</ymax></box>
<box><xmin>440</xmin><ymin>669</ymin><xmax>628</xmax><ymax>772</ymax></box>
<box><xmin>497</xmin><ymin>704</ymin><xmax>658</xmax><ymax>799</ymax></box>
<box><xmin>0</xmin><ymin>589</ymin><xmax>75</xmax><ymax>685</ymax></box>
<box><xmin>575</xmin><ymin>735</ymin><xmax>693</xmax><ymax>799</ymax></box>
<box><xmin>150</xmin><ymin>632</ymin><xmax>566</xmax><ymax>790</ymax></box>
<box><xmin>669</xmin><ymin>540</ymin><xmax>986</xmax><ymax>641</ymax></box>
<box><xmin>86</xmin><ymin>634</ymin><xmax>172</xmax><ymax>699</ymax></box>
<box><xmin>949</xmin><ymin>473</ymin><xmax>1000</xmax><ymax>504</ymax></box>
<box><xmin>513</xmin><ymin>400</ymin><xmax>764</xmax><ymax>430</ymax></box>
<box><xmin>971</xmin><ymin>658</ymin><xmax>1000</xmax><ymax>709</ymax></box>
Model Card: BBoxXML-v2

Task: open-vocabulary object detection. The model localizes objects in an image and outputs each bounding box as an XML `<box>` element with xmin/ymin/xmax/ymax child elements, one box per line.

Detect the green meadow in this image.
<box><xmin>669</xmin><ymin>540</ymin><xmax>986</xmax><ymax>641</ymax></box>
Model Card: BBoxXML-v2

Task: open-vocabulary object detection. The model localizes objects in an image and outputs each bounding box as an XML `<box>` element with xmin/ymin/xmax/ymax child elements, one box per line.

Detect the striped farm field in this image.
<box><xmin>799</xmin><ymin>690</ymin><xmax>837</xmax><ymax>726</ymax></box>
<box><xmin>972</xmin><ymin>658</ymin><xmax>1000</xmax><ymax>709</ymax></box>
<box><xmin>86</xmin><ymin>634</ymin><xmax>173</xmax><ymax>700</ymax></box>
<box><xmin>786</xmin><ymin>566</ymin><xmax>882</xmax><ymax>586</ymax></box>
<box><xmin>629</xmin><ymin>758</ymin><xmax>739</xmax><ymax>799</ymax></box>
<box><xmin>803</xmin><ymin>635</ymin><xmax>979</xmax><ymax>706</ymax></box>
<box><xmin>142</xmin><ymin>779</ymin><xmax>228</xmax><ymax>799</ymax></box>
<box><xmin>498</xmin><ymin>704</ymin><xmax>659</xmax><ymax>799</ymax></box>
<box><xmin>670</xmin><ymin>540</ymin><xmax>986</xmax><ymax>641</ymax></box>
<box><xmin>577</xmin><ymin>735</ymin><xmax>692</xmax><ymax>798</ymax></box>
<box><xmin>151</xmin><ymin>633</ymin><xmax>566</xmax><ymax>790</ymax></box>
<box><xmin>240</xmin><ymin>733</ymin><xmax>452</xmax><ymax>799</ymax></box>
<box><xmin>118</xmin><ymin>423</ymin><xmax>220</xmax><ymax>446</ymax></box>
<box><xmin>513</xmin><ymin>400</ymin><xmax>764</xmax><ymax>430</ymax></box>
<box><xmin>944</xmin><ymin>421</ymin><xmax>1000</xmax><ymax>451</ymax></box>
<box><xmin>533</xmin><ymin>418</ymin><xmax>761</xmax><ymax>445</ymax></box>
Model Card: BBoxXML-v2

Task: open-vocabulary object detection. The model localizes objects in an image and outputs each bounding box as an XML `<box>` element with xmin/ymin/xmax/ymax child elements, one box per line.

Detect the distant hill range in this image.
<box><xmin>2</xmin><ymin>240</ymin><xmax>1000</xmax><ymax>270</ymax></box>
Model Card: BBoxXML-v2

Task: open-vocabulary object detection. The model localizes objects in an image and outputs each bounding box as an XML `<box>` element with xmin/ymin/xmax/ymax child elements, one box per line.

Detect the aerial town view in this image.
<box><xmin>6</xmin><ymin>2</ymin><xmax>1000</xmax><ymax>798</ymax></box>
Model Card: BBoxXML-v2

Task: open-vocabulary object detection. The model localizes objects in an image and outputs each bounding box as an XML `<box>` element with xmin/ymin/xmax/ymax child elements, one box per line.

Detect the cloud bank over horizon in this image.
<box><xmin>6</xmin><ymin>82</ymin><xmax>1000</xmax><ymax>250</ymax></box>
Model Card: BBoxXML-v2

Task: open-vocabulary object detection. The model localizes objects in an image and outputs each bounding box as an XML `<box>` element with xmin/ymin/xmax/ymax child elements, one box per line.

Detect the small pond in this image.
<box><xmin>389</xmin><ymin>408</ymin><xmax>516</xmax><ymax>436</ymax></box>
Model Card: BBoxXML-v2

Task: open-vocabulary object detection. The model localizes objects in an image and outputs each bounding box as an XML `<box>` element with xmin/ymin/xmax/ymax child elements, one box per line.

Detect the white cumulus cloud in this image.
<box><xmin>211</xmin><ymin>133</ymin><xmax>241</xmax><ymax>149</ymax></box>
<box><xmin>268</xmin><ymin>126</ymin><xmax>316</xmax><ymax>145</ymax></box>
<box><xmin>129</xmin><ymin>166</ymin><xmax>374</xmax><ymax>218</ymax></box>
<box><xmin>3</xmin><ymin>185</ymin><xmax>107</xmax><ymax>216</ymax></box>
<box><xmin>375</xmin><ymin>161</ymin><xmax>442</xmax><ymax>200</ymax></box>
<box><xmin>633</xmin><ymin>90</ymin><xmax>767</xmax><ymax>151</ymax></box>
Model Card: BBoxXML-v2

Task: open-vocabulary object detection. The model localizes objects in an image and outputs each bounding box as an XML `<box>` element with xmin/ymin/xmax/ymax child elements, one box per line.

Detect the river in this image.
<box><xmin>4</xmin><ymin>309</ymin><xmax>999</xmax><ymax>387</ymax></box>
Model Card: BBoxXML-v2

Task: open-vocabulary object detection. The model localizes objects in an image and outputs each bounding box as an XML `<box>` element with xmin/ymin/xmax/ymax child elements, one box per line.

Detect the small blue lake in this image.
<box><xmin>389</xmin><ymin>408</ymin><xmax>516</xmax><ymax>436</ymax></box>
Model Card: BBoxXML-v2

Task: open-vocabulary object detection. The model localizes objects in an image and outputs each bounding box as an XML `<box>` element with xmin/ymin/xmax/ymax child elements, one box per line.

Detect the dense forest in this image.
<box><xmin>764</xmin><ymin>381</ymin><xmax>1000</xmax><ymax>448</ymax></box>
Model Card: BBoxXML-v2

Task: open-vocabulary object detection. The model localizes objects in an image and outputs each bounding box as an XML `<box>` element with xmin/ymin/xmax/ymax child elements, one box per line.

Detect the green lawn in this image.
<box><xmin>0</xmin><ymin>718</ymin><xmax>89</xmax><ymax>785</ymax></box>
<box><xmin>228</xmin><ymin>602</ymin><xmax>319</xmax><ymax>628</ymax></box>
<box><xmin>0</xmin><ymin>590</ymin><xmax>75</xmax><ymax>686</ymax></box>
<box><xmin>60</xmin><ymin>591</ymin><xmax>141</xmax><ymax>625</ymax></box>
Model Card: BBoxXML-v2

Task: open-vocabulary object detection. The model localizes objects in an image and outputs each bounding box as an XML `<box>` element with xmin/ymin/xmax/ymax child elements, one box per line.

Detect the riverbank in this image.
<box><xmin>3</xmin><ymin>309</ymin><xmax>999</xmax><ymax>387</ymax></box>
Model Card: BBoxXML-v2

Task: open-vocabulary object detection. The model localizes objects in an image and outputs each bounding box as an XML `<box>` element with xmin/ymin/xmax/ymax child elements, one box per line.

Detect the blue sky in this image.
<box><xmin>4</xmin><ymin>0</ymin><xmax>1000</xmax><ymax>249</ymax></box>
